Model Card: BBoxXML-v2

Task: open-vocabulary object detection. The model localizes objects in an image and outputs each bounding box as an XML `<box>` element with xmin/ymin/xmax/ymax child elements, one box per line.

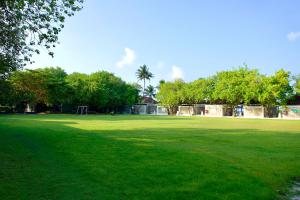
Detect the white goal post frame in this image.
<box><xmin>76</xmin><ymin>106</ymin><xmax>88</xmax><ymax>115</ymax></box>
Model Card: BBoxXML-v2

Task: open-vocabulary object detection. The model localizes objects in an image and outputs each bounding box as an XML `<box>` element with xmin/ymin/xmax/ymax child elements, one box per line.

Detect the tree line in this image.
<box><xmin>156</xmin><ymin>67</ymin><xmax>299</xmax><ymax>114</ymax></box>
<box><xmin>0</xmin><ymin>67</ymin><xmax>140</xmax><ymax>113</ymax></box>
<box><xmin>0</xmin><ymin>65</ymin><xmax>299</xmax><ymax>114</ymax></box>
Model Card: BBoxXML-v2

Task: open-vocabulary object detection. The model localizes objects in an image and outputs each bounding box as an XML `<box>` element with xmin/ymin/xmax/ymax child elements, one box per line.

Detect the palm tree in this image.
<box><xmin>136</xmin><ymin>64</ymin><xmax>154</xmax><ymax>96</ymax></box>
<box><xmin>145</xmin><ymin>85</ymin><xmax>156</xmax><ymax>98</ymax></box>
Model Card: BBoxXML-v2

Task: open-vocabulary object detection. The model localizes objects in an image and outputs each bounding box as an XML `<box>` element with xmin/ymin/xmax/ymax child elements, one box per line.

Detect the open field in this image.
<box><xmin>0</xmin><ymin>114</ymin><xmax>300</xmax><ymax>200</ymax></box>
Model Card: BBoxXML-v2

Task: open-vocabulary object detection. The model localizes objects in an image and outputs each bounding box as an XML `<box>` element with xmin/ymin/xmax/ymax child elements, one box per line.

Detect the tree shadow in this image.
<box><xmin>0</xmin><ymin>116</ymin><xmax>300</xmax><ymax>200</ymax></box>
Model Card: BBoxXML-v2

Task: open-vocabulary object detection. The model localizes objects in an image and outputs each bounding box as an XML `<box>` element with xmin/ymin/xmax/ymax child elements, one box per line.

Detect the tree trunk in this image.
<box><xmin>232</xmin><ymin>105</ymin><xmax>235</xmax><ymax>117</ymax></box>
<box><xmin>143</xmin><ymin>79</ymin><xmax>145</xmax><ymax>97</ymax></box>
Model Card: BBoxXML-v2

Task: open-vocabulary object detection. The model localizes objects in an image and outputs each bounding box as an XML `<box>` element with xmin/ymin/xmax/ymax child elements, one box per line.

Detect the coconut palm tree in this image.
<box><xmin>145</xmin><ymin>85</ymin><xmax>156</xmax><ymax>98</ymax></box>
<box><xmin>136</xmin><ymin>64</ymin><xmax>154</xmax><ymax>96</ymax></box>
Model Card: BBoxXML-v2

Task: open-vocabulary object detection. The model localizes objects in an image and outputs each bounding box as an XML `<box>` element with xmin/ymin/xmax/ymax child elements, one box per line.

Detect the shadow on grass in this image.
<box><xmin>1</xmin><ymin>117</ymin><xmax>300</xmax><ymax>200</ymax></box>
<box><xmin>0</xmin><ymin>113</ymin><xmax>194</xmax><ymax>121</ymax></box>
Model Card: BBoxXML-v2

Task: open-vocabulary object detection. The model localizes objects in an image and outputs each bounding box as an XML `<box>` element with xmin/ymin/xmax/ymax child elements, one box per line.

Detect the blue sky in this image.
<box><xmin>29</xmin><ymin>0</ymin><xmax>300</xmax><ymax>85</ymax></box>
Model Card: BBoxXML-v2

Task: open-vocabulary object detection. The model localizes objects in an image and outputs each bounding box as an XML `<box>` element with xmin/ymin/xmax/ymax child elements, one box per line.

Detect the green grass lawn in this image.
<box><xmin>1</xmin><ymin>114</ymin><xmax>300</xmax><ymax>200</ymax></box>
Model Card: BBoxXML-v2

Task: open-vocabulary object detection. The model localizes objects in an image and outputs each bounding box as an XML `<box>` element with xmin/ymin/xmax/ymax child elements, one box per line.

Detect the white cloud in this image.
<box><xmin>171</xmin><ymin>65</ymin><xmax>184</xmax><ymax>80</ymax></box>
<box><xmin>116</xmin><ymin>48</ymin><xmax>136</xmax><ymax>68</ymax></box>
<box><xmin>287</xmin><ymin>31</ymin><xmax>300</xmax><ymax>42</ymax></box>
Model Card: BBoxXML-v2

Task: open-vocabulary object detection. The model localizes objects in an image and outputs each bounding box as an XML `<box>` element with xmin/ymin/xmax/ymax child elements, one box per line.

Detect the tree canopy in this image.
<box><xmin>157</xmin><ymin>67</ymin><xmax>294</xmax><ymax>110</ymax></box>
<box><xmin>258</xmin><ymin>69</ymin><xmax>293</xmax><ymax>107</ymax></box>
<box><xmin>4</xmin><ymin>68</ymin><xmax>139</xmax><ymax>113</ymax></box>
<box><xmin>0</xmin><ymin>66</ymin><xmax>297</xmax><ymax>113</ymax></box>
<box><xmin>211</xmin><ymin>67</ymin><xmax>261</xmax><ymax>105</ymax></box>
<box><xmin>156</xmin><ymin>79</ymin><xmax>185</xmax><ymax>114</ymax></box>
<box><xmin>295</xmin><ymin>74</ymin><xmax>300</xmax><ymax>94</ymax></box>
<box><xmin>0</xmin><ymin>0</ymin><xmax>83</xmax><ymax>79</ymax></box>
<box><xmin>145</xmin><ymin>85</ymin><xmax>156</xmax><ymax>98</ymax></box>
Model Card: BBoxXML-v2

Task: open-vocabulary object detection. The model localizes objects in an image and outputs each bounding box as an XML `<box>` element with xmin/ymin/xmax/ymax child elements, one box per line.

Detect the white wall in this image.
<box><xmin>157</xmin><ymin>106</ymin><xmax>168</xmax><ymax>115</ymax></box>
<box><xmin>244</xmin><ymin>106</ymin><xmax>264</xmax><ymax>118</ymax></box>
<box><xmin>177</xmin><ymin>106</ymin><xmax>194</xmax><ymax>116</ymax></box>
<box><xmin>205</xmin><ymin>105</ymin><xmax>223</xmax><ymax>117</ymax></box>
<box><xmin>282</xmin><ymin>105</ymin><xmax>300</xmax><ymax>119</ymax></box>
<box><xmin>134</xmin><ymin>105</ymin><xmax>147</xmax><ymax>114</ymax></box>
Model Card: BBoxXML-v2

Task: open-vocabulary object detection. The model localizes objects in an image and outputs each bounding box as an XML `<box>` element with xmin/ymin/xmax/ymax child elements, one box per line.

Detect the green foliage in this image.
<box><xmin>180</xmin><ymin>78</ymin><xmax>215</xmax><ymax>104</ymax></box>
<box><xmin>5</xmin><ymin>68</ymin><xmax>138</xmax><ymax>113</ymax></box>
<box><xmin>123</xmin><ymin>84</ymin><xmax>140</xmax><ymax>106</ymax></box>
<box><xmin>212</xmin><ymin>67</ymin><xmax>261</xmax><ymax>106</ymax></box>
<box><xmin>1</xmin><ymin>66</ymin><xmax>296</xmax><ymax>112</ymax></box>
<box><xmin>156</xmin><ymin>80</ymin><xmax>185</xmax><ymax>114</ymax></box>
<box><xmin>65</xmin><ymin>72</ymin><xmax>89</xmax><ymax>105</ymax></box>
<box><xmin>0</xmin><ymin>0</ymin><xmax>83</xmax><ymax>78</ymax></box>
<box><xmin>156</xmin><ymin>78</ymin><xmax>214</xmax><ymax>110</ymax></box>
<box><xmin>156</xmin><ymin>79</ymin><xmax>166</xmax><ymax>91</ymax></box>
<box><xmin>0</xmin><ymin>78</ymin><xmax>12</xmax><ymax>104</ymax></box>
<box><xmin>258</xmin><ymin>69</ymin><xmax>293</xmax><ymax>106</ymax></box>
<box><xmin>66</xmin><ymin>71</ymin><xmax>140</xmax><ymax>112</ymax></box>
<box><xmin>9</xmin><ymin>69</ymin><xmax>45</xmax><ymax>105</ymax></box>
<box><xmin>7</xmin><ymin>67</ymin><xmax>69</xmax><ymax>109</ymax></box>
<box><xmin>159</xmin><ymin>79</ymin><xmax>165</xmax><ymax>85</ymax></box>
<box><xmin>145</xmin><ymin>85</ymin><xmax>156</xmax><ymax>98</ymax></box>
<box><xmin>39</xmin><ymin>67</ymin><xmax>69</xmax><ymax>105</ymax></box>
<box><xmin>295</xmin><ymin>74</ymin><xmax>300</xmax><ymax>94</ymax></box>
<box><xmin>157</xmin><ymin>67</ymin><xmax>294</xmax><ymax>108</ymax></box>
<box><xmin>88</xmin><ymin>71</ymin><xmax>132</xmax><ymax>110</ymax></box>
<box><xmin>136</xmin><ymin>64</ymin><xmax>154</xmax><ymax>96</ymax></box>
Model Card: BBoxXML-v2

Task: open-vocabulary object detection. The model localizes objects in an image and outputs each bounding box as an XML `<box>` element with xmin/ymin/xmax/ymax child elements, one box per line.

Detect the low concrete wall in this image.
<box><xmin>205</xmin><ymin>105</ymin><xmax>223</xmax><ymax>117</ymax></box>
<box><xmin>177</xmin><ymin>106</ymin><xmax>194</xmax><ymax>116</ymax></box>
<box><xmin>157</xmin><ymin>106</ymin><xmax>168</xmax><ymax>115</ymax></box>
<box><xmin>244</xmin><ymin>106</ymin><xmax>264</xmax><ymax>118</ymax></box>
<box><xmin>223</xmin><ymin>106</ymin><xmax>233</xmax><ymax>116</ymax></box>
<box><xmin>133</xmin><ymin>104</ymin><xmax>147</xmax><ymax>114</ymax></box>
<box><xmin>282</xmin><ymin>105</ymin><xmax>300</xmax><ymax>119</ymax></box>
<box><xmin>194</xmin><ymin>104</ymin><xmax>205</xmax><ymax>116</ymax></box>
<box><xmin>147</xmin><ymin>105</ymin><xmax>157</xmax><ymax>114</ymax></box>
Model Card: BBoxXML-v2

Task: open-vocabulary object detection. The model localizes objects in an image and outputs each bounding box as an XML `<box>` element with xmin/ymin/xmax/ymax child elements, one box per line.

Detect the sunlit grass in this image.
<box><xmin>0</xmin><ymin>114</ymin><xmax>300</xmax><ymax>199</ymax></box>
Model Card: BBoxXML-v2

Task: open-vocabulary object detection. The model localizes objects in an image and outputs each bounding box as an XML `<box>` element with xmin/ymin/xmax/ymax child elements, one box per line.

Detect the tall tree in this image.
<box><xmin>9</xmin><ymin>69</ymin><xmax>46</xmax><ymax>106</ymax></box>
<box><xmin>39</xmin><ymin>67</ymin><xmax>69</xmax><ymax>105</ymax></box>
<box><xmin>0</xmin><ymin>0</ymin><xmax>83</xmax><ymax>79</ymax></box>
<box><xmin>156</xmin><ymin>79</ymin><xmax>165</xmax><ymax>90</ymax></box>
<box><xmin>156</xmin><ymin>80</ymin><xmax>185</xmax><ymax>114</ymax></box>
<box><xmin>295</xmin><ymin>74</ymin><xmax>300</xmax><ymax>94</ymax></box>
<box><xmin>181</xmin><ymin>78</ymin><xmax>213</xmax><ymax>104</ymax></box>
<box><xmin>258</xmin><ymin>69</ymin><xmax>293</xmax><ymax>107</ymax></box>
<box><xmin>145</xmin><ymin>85</ymin><xmax>156</xmax><ymax>98</ymax></box>
<box><xmin>66</xmin><ymin>72</ymin><xmax>90</xmax><ymax>106</ymax></box>
<box><xmin>8</xmin><ymin>67</ymin><xmax>68</xmax><ymax>111</ymax></box>
<box><xmin>212</xmin><ymin>67</ymin><xmax>261</xmax><ymax>109</ymax></box>
<box><xmin>123</xmin><ymin>84</ymin><xmax>139</xmax><ymax>106</ymax></box>
<box><xmin>136</xmin><ymin>65</ymin><xmax>154</xmax><ymax>97</ymax></box>
<box><xmin>66</xmin><ymin>71</ymin><xmax>139</xmax><ymax>112</ymax></box>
